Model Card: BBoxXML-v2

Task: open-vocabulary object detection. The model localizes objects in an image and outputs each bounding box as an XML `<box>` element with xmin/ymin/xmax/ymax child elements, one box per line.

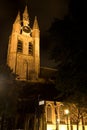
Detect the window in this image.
<box><xmin>59</xmin><ymin>105</ymin><xmax>65</xmax><ymax>124</ymax></box>
<box><xmin>47</xmin><ymin>104</ymin><xmax>52</xmax><ymax>123</ymax></box>
<box><xmin>17</xmin><ymin>40</ymin><xmax>23</xmax><ymax>53</ymax></box>
<box><xmin>28</xmin><ymin>42</ymin><xmax>33</xmax><ymax>55</ymax></box>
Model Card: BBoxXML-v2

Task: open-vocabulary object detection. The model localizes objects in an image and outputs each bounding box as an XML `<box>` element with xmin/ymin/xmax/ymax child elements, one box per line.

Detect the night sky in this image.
<box><xmin>0</xmin><ymin>0</ymin><xmax>69</xmax><ymax>67</ymax></box>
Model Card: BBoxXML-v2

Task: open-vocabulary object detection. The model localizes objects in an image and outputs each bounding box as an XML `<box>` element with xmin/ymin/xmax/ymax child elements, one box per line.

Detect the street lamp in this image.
<box><xmin>64</xmin><ymin>109</ymin><xmax>69</xmax><ymax>130</ymax></box>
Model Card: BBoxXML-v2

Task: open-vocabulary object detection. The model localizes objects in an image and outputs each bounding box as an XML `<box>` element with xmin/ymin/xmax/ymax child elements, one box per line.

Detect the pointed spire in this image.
<box><xmin>14</xmin><ymin>12</ymin><xmax>20</xmax><ymax>23</ymax></box>
<box><xmin>12</xmin><ymin>11</ymin><xmax>21</xmax><ymax>33</ymax></box>
<box><xmin>33</xmin><ymin>16</ymin><xmax>39</xmax><ymax>29</ymax></box>
<box><xmin>23</xmin><ymin>6</ymin><xmax>29</xmax><ymax>24</ymax></box>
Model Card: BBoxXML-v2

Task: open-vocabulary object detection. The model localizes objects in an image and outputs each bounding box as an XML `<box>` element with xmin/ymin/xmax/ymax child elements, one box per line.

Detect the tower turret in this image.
<box><xmin>32</xmin><ymin>16</ymin><xmax>39</xmax><ymax>37</ymax></box>
<box><xmin>12</xmin><ymin>12</ymin><xmax>21</xmax><ymax>33</ymax></box>
<box><xmin>23</xmin><ymin>6</ymin><xmax>29</xmax><ymax>26</ymax></box>
<box><xmin>7</xmin><ymin>12</ymin><xmax>21</xmax><ymax>70</ymax></box>
<box><xmin>32</xmin><ymin>16</ymin><xmax>40</xmax><ymax>78</ymax></box>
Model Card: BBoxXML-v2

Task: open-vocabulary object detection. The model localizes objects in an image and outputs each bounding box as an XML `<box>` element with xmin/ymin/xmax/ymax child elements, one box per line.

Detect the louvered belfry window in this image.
<box><xmin>17</xmin><ymin>40</ymin><xmax>23</xmax><ymax>53</ymax></box>
<box><xmin>28</xmin><ymin>42</ymin><xmax>33</xmax><ymax>55</ymax></box>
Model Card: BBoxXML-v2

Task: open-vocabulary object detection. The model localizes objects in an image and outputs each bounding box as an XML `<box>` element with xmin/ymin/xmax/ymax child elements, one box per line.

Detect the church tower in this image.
<box><xmin>7</xmin><ymin>6</ymin><xmax>40</xmax><ymax>80</ymax></box>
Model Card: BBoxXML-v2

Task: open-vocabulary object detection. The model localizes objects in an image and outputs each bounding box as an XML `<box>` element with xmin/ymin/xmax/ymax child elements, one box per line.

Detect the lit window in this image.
<box><xmin>17</xmin><ymin>40</ymin><xmax>23</xmax><ymax>53</ymax></box>
<box><xmin>47</xmin><ymin>104</ymin><xmax>52</xmax><ymax>123</ymax></box>
<box><xmin>28</xmin><ymin>42</ymin><xmax>33</xmax><ymax>55</ymax></box>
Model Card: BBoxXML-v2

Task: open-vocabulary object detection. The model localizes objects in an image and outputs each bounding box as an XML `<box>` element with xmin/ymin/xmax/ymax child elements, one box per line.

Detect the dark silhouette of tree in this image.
<box><xmin>0</xmin><ymin>63</ymin><xmax>18</xmax><ymax>130</ymax></box>
<box><xmin>48</xmin><ymin>0</ymin><xmax>87</xmax><ymax>105</ymax></box>
<box><xmin>64</xmin><ymin>103</ymin><xmax>87</xmax><ymax>130</ymax></box>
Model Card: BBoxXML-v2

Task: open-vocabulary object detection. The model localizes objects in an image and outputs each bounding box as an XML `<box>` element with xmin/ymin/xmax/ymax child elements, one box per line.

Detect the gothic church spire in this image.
<box><xmin>14</xmin><ymin>11</ymin><xmax>20</xmax><ymax>23</ymax></box>
<box><xmin>33</xmin><ymin>16</ymin><xmax>39</xmax><ymax>29</ymax></box>
<box><xmin>12</xmin><ymin>11</ymin><xmax>21</xmax><ymax>33</ymax></box>
<box><xmin>23</xmin><ymin>6</ymin><xmax>29</xmax><ymax>26</ymax></box>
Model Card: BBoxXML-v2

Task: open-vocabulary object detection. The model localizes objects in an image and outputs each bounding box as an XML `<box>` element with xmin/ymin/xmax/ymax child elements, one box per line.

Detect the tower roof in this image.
<box><xmin>23</xmin><ymin>6</ymin><xmax>29</xmax><ymax>24</ymax></box>
<box><xmin>14</xmin><ymin>12</ymin><xmax>20</xmax><ymax>23</ymax></box>
<box><xmin>33</xmin><ymin>16</ymin><xmax>39</xmax><ymax>29</ymax></box>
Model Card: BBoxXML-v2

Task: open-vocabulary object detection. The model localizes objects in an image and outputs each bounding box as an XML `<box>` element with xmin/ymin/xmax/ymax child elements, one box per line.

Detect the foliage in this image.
<box><xmin>64</xmin><ymin>103</ymin><xmax>87</xmax><ymax>127</ymax></box>
<box><xmin>48</xmin><ymin>0</ymin><xmax>87</xmax><ymax>105</ymax></box>
<box><xmin>0</xmin><ymin>63</ymin><xmax>18</xmax><ymax>117</ymax></box>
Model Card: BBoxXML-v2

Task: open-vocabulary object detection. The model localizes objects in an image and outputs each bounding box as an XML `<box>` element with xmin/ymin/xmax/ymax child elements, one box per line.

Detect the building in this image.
<box><xmin>45</xmin><ymin>101</ymin><xmax>87</xmax><ymax>130</ymax></box>
<box><xmin>7</xmin><ymin>6</ymin><xmax>40</xmax><ymax>80</ymax></box>
<box><xmin>14</xmin><ymin>100</ymin><xmax>87</xmax><ymax>130</ymax></box>
<box><xmin>6</xmin><ymin>5</ymin><xmax>57</xmax><ymax>130</ymax></box>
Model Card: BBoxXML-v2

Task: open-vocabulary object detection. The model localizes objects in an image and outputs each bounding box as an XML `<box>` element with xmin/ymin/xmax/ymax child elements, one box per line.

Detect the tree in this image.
<box><xmin>64</xmin><ymin>103</ymin><xmax>87</xmax><ymax>130</ymax></box>
<box><xmin>48</xmin><ymin>0</ymin><xmax>87</xmax><ymax>105</ymax></box>
<box><xmin>0</xmin><ymin>63</ymin><xmax>18</xmax><ymax>130</ymax></box>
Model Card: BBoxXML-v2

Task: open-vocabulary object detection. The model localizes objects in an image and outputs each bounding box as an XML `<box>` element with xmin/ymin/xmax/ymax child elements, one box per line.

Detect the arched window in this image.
<box><xmin>59</xmin><ymin>105</ymin><xmax>65</xmax><ymax>124</ymax></box>
<box><xmin>17</xmin><ymin>40</ymin><xmax>23</xmax><ymax>53</ymax></box>
<box><xmin>47</xmin><ymin>104</ymin><xmax>52</xmax><ymax>123</ymax></box>
<box><xmin>28</xmin><ymin>42</ymin><xmax>33</xmax><ymax>55</ymax></box>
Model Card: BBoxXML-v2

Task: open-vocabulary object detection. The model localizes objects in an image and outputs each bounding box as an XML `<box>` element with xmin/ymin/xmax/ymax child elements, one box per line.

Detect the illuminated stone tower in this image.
<box><xmin>7</xmin><ymin>6</ymin><xmax>40</xmax><ymax>80</ymax></box>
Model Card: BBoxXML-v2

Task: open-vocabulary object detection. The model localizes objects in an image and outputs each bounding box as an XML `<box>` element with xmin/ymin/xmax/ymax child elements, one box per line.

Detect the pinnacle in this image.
<box><xmin>23</xmin><ymin>5</ymin><xmax>29</xmax><ymax>22</ymax></box>
<box><xmin>14</xmin><ymin>12</ymin><xmax>20</xmax><ymax>23</ymax></box>
<box><xmin>33</xmin><ymin>16</ymin><xmax>39</xmax><ymax>29</ymax></box>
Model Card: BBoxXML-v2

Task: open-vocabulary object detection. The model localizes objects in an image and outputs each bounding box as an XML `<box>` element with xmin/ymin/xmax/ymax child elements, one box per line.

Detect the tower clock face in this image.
<box><xmin>23</xmin><ymin>26</ymin><xmax>31</xmax><ymax>33</ymax></box>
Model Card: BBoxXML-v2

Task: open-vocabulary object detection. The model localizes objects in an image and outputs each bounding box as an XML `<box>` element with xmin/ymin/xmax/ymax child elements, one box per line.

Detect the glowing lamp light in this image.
<box><xmin>64</xmin><ymin>109</ymin><xmax>69</xmax><ymax>115</ymax></box>
<box><xmin>57</xmin><ymin>118</ymin><xmax>60</xmax><ymax>123</ymax></box>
